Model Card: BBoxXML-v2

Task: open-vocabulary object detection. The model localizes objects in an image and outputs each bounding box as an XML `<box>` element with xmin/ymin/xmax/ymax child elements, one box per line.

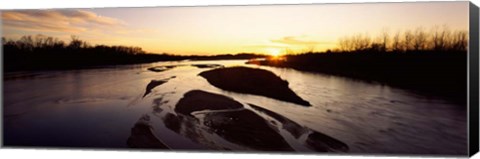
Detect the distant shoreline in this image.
<box><xmin>248</xmin><ymin>51</ymin><xmax>467</xmax><ymax>105</ymax></box>
<box><xmin>3</xmin><ymin>53</ymin><xmax>265</xmax><ymax>72</ymax></box>
<box><xmin>2</xmin><ymin>35</ymin><xmax>265</xmax><ymax>72</ymax></box>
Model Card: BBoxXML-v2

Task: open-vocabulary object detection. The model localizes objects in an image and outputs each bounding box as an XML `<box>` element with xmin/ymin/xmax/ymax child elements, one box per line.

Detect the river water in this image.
<box><xmin>3</xmin><ymin>60</ymin><xmax>467</xmax><ymax>155</ymax></box>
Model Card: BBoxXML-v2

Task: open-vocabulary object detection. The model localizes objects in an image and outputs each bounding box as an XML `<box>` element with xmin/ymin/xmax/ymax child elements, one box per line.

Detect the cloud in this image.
<box><xmin>245</xmin><ymin>44</ymin><xmax>288</xmax><ymax>49</ymax></box>
<box><xmin>2</xmin><ymin>9</ymin><xmax>125</xmax><ymax>33</ymax></box>
<box><xmin>271</xmin><ymin>36</ymin><xmax>329</xmax><ymax>45</ymax></box>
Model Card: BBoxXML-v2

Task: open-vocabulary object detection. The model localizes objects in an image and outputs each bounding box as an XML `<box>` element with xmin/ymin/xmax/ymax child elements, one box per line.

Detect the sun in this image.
<box><xmin>267</xmin><ymin>48</ymin><xmax>282</xmax><ymax>57</ymax></box>
<box><xmin>265</xmin><ymin>48</ymin><xmax>287</xmax><ymax>61</ymax></box>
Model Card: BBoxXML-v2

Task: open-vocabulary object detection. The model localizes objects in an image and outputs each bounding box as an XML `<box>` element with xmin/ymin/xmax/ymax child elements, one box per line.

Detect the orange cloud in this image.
<box><xmin>245</xmin><ymin>44</ymin><xmax>288</xmax><ymax>49</ymax></box>
<box><xmin>2</xmin><ymin>10</ymin><xmax>124</xmax><ymax>33</ymax></box>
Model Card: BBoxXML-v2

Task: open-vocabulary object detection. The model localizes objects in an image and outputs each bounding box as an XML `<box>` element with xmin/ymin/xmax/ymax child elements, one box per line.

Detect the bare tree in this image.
<box><xmin>68</xmin><ymin>35</ymin><xmax>83</xmax><ymax>49</ymax></box>
<box><xmin>431</xmin><ymin>25</ymin><xmax>451</xmax><ymax>51</ymax></box>
<box><xmin>338</xmin><ymin>36</ymin><xmax>355</xmax><ymax>52</ymax></box>
<box><xmin>380</xmin><ymin>28</ymin><xmax>389</xmax><ymax>52</ymax></box>
<box><xmin>404</xmin><ymin>30</ymin><xmax>414</xmax><ymax>51</ymax></box>
<box><xmin>451</xmin><ymin>30</ymin><xmax>468</xmax><ymax>51</ymax></box>
<box><xmin>352</xmin><ymin>33</ymin><xmax>371</xmax><ymax>51</ymax></box>
<box><xmin>413</xmin><ymin>27</ymin><xmax>428</xmax><ymax>51</ymax></box>
<box><xmin>439</xmin><ymin>25</ymin><xmax>451</xmax><ymax>50</ymax></box>
<box><xmin>391</xmin><ymin>31</ymin><xmax>402</xmax><ymax>52</ymax></box>
<box><xmin>335</xmin><ymin>25</ymin><xmax>467</xmax><ymax>53</ymax></box>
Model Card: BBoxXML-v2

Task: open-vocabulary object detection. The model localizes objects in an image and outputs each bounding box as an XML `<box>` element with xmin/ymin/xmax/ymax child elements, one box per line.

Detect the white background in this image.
<box><xmin>1</xmin><ymin>0</ymin><xmax>479</xmax><ymax>159</ymax></box>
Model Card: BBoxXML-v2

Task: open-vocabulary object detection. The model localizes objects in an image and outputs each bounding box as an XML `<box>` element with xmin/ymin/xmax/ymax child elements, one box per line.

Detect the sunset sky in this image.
<box><xmin>1</xmin><ymin>1</ymin><xmax>469</xmax><ymax>55</ymax></box>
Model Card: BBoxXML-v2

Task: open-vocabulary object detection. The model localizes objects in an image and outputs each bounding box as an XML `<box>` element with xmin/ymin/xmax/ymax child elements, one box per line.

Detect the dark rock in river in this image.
<box><xmin>168</xmin><ymin>90</ymin><xmax>293</xmax><ymax>151</ymax></box>
<box><xmin>143</xmin><ymin>80</ymin><xmax>167</xmax><ymax>98</ymax></box>
<box><xmin>143</xmin><ymin>76</ymin><xmax>175</xmax><ymax>98</ymax></box>
<box><xmin>160</xmin><ymin>90</ymin><xmax>346</xmax><ymax>152</ymax></box>
<box><xmin>163</xmin><ymin>113</ymin><xmax>182</xmax><ymax>133</ymax></box>
<box><xmin>199</xmin><ymin>67</ymin><xmax>311</xmax><ymax>106</ymax></box>
<box><xmin>175</xmin><ymin>90</ymin><xmax>243</xmax><ymax>116</ymax></box>
<box><xmin>127</xmin><ymin>115</ymin><xmax>169</xmax><ymax>149</ymax></box>
<box><xmin>203</xmin><ymin>109</ymin><xmax>294</xmax><ymax>151</ymax></box>
<box><xmin>147</xmin><ymin>65</ymin><xmax>179</xmax><ymax>72</ymax></box>
<box><xmin>191</xmin><ymin>64</ymin><xmax>224</xmax><ymax>69</ymax></box>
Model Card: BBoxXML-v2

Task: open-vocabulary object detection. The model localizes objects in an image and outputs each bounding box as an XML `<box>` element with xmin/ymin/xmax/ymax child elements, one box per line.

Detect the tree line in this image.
<box><xmin>2</xmin><ymin>34</ymin><xmax>267</xmax><ymax>71</ymax></box>
<box><xmin>336</xmin><ymin>26</ymin><xmax>468</xmax><ymax>53</ymax></box>
<box><xmin>2</xmin><ymin>35</ymin><xmax>147</xmax><ymax>56</ymax></box>
<box><xmin>2</xmin><ymin>34</ymin><xmax>186</xmax><ymax>71</ymax></box>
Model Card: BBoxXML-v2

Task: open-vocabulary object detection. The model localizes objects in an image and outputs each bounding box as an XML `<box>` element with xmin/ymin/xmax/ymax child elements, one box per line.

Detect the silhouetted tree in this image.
<box><xmin>379</xmin><ymin>28</ymin><xmax>389</xmax><ymax>52</ymax></box>
<box><xmin>403</xmin><ymin>30</ymin><xmax>414</xmax><ymax>51</ymax></box>
<box><xmin>431</xmin><ymin>25</ymin><xmax>450</xmax><ymax>51</ymax></box>
<box><xmin>392</xmin><ymin>31</ymin><xmax>402</xmax><ymax>52</ymax></box>
<box><xmin>450</xmin><ymin>30</ymin><xmax>468</xmax><ymax>51</ymax></box>
<box><xmin>413</xmin><ymin>27</ymin><xmax>428</xmax><ymax>51</ymax></box>
<box><xmin>336</xmin><ymin>26</ymin><xmax>467</xmax><ymax>53</ymax></box>
<box><xmin>353</xmin><ymin>33</ymin><xmax>371</xmax><ymax>51</ymax></box>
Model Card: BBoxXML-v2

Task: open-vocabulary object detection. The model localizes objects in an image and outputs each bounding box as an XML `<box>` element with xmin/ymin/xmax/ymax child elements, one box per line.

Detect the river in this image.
<box><xmin>3</xmin><ymin>60</ymin><xmax>467</xmax><ymax>155</ymax></box>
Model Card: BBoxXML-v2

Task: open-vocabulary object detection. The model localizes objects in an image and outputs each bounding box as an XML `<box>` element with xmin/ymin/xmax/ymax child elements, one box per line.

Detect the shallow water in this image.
<box><xmin>3</xmin><ymin>60</ymin><xmax>467</xmax><ymax>155</ymax></box>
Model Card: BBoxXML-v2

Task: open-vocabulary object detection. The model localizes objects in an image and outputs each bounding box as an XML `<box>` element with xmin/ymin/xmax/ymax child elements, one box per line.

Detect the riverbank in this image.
<box><xmin>248</xmin><ymin>52</ymin><xmax>467</xmax><ymax>104</ymax></box>
<box><xmin>4</xmin><ymin>53</ymin><xmax>265</xmax><ymax>72</ymax></box>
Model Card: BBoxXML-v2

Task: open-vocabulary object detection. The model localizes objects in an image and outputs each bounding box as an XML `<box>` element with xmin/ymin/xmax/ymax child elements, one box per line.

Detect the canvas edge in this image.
<box><xmin>0</xmin><ymin>1</ymin><xmax>476</xmax><ymax>157</ymax></box>
<box><xmin>0</xmin><ymin>10</ymin><xmax>4</xmax><ymax>149</ymax></box>
<box><xmin>469</xmin><ymin>1</ymin><xmax>480</xmax><ymax>157</ymax></box>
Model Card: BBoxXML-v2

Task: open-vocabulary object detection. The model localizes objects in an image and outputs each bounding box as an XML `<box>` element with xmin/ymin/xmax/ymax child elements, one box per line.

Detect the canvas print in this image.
<box><xmin>1</xmin><ymin>2</ymin><xmax>473</xmax><ymax>156</ymax></box>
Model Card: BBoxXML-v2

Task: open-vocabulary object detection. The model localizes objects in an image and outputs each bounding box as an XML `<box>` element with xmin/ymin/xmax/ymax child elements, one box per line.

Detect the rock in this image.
<box><xmin>147</xmin><ymin>67</ymin><xmax>169</xmax><ymax>73</ymax></box>
<box><xmin>169</xmin><ymin>90</ymin><xmax>293</xmax><ymax>151</ymax></box>
<box><xmin>191</xmin><ymin>64</ymin><xmax>224</xmax><ymax>69</ymax></box>
<box><xmin>174</xmin><ymin>90</ymin><xmax>243</xmax><ymax>116</ymax></box>
<box><xmin>199</xmin><ymin>67</ymin><xmax>311</xmax><ymax>106</ymax></box>
<box><xmin>143</xmin><ymin>76</ymin><xmax>175</xmax><ymax>98</ymax></box>
<box><xmin>126</xmin><ymin>115</ymin><xmax>169</xmax><ymax>149</ymax></box>
<box><xmin>147</xmin><ymin>65</ymin><xmax>179</xmax><ymax>72</ymax></box>
<box><xmin>203</xmin><ymin>109</ymin><xmax>294</xmax><ymax>151</ymax></box>
<box><xmin>163</xmin><ymin>113</ymin><xmax>182</xmax><ymax>133</ymax></box>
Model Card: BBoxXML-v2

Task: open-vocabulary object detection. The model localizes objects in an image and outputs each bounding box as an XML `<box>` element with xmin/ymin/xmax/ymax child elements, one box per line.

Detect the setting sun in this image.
<box><xmin>267</xmin><ymin>48</ymin><xmax>282</xmax><ymax>57</ymax></box>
